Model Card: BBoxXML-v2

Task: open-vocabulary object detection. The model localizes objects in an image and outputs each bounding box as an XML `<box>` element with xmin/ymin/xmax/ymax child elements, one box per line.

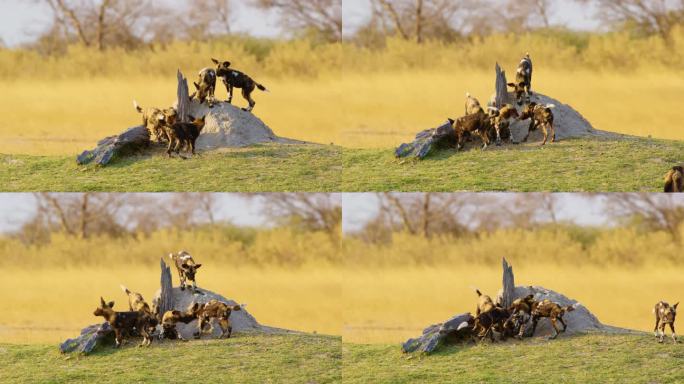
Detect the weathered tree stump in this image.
<box><xmin>401</xmin><ymin>312</ymin><xmax>474</xmax><ymax>354</ymax></box>
<box><xmin>59</xmin><ymin>322</ymin><xmax>113</xmax><ymax>355</ymax></box>
<box><xmin>394</xmin><ymin>120</ymin><xmax>456</xmax><ymax>159</ymax></box>
<box><xmin>499</xmin><ymin>257</ymin><xmax>515</xmax><ymax>308</ymax></box>
<box><xmin>493</xmin><ymin>62</ymin><xmax>508</xmax><ymax>109</ymax></box>
<box><xmin>155</xmin><ymin>258</ymin><xmax>174</xmax><ymax>318</ymax></box>
<box><xmin>176</xmin><ymin>69</ymin><xmax>190</xmax><ymax>123</ymax></box>
<box><xmin>76</xmin><ymin>125</ymin><xmax>150</xmax><ymax>166</ymax></box>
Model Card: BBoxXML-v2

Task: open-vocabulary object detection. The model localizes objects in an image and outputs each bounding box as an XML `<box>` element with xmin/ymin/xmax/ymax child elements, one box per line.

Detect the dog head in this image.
<box><xmin>663</xmin><ymin>302</ymin><xmax>679</xmax><ymax>323</ymax></box>
<box><xmin>181</xmin><ymin>262</ymin><xmax>202</xmax><ymax>280</ymax></box>
<box><xmin>212</xmin><ymin>58</ymin><xmax>232</xmax><ymax>76</ymax></box>
<box><xmin>163</xmin><ymin>108</ymin><xmax>177</xmax><ymax>126</ymax></box>
<box><xmin>94</xmin><ymin>297</ymin><xmax>115</xmax><ymax>317</ymax></box>
<box><xmin>507</xmin><ymin>81</ymin><xmax>528</xmax><ymax>105</ymax></box>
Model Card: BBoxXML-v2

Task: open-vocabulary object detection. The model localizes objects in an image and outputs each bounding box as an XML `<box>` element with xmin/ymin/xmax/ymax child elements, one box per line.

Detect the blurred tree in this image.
<box><xmin>29</xmin><ymin>193</ymin><xmax>128</xmax><ymax>239</ymax></box>
<box><xmin>574</xmin><ymin>0</ymin><xmax>684</xmax><ymax>39</ymax></box>
<box><xmin>255</xmin><ymin>193</ymin><xmax>341</xmax><ymax>237</ymax></box>
<box><xmin>253</xmin><ymin>0</ymin><xmax>342</xmax><ymax>42</ymax></box>
<box><xmin>367</xmin><ymin>0</ymin><xmax>468</xmax><ymax>42</ymax></box>
<box><xmin>603</xmin><ymin>193</ymin><xmax>684</xmax><ymax>242</ymax></box>
<box><xmin>182</xmin><ymin>0</ymin><xmax>233</xmax><ymax>40</ymax></box>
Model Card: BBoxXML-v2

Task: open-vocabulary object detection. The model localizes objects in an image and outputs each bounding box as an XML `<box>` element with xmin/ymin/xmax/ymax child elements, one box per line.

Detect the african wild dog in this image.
<box><xmin>191</xmin><ymin>67</ymin><xmax>217</xmax><ymax>108</ymax></box>
<box><xmin>530</xmin><ymin>299</ymin><xmax>575</xmax><ymax>339</ymax></box>
<box><xmin>465</xmin><ymin>92</ymin><xmax>484</xmax><ymax>115</ymax></box>
<box><xmin>507</xmin><ymin>294</ymin><xmax>536</xmax><ymax>338</ymax></box>
<box><xmin>664</xmin><ymin>166</ymin><xmax>684</xmax><ymax>192</ymax></box>
<box><xmin>93</xmin><ymin>297</ymin><xmax>156</xmax><ymax>347</ymax></box>
<box><xmin>473</xmin><ymin>306</ymin><xmax>512</xmax><ymax>342</ymax></box>
<box><xmin>474</xmin><ymin>288</ymin><xmax>496</xmax><ymax>316</ymax></box>
<box><xmin>163</xmin><ymin>115</ymin><xmax>207</xmax><ymax>158</ymax></box>
<box><xmin>169</xmin><ymin>250</ymin><xmax>202</xmax><ymax>292</ymax></box>
<box><xmin>449</xmin><ymin>111</ymin><xmax>492</xmax><ymax>150</ymax></box>
<box><xmin>653</xmin><ymin>301</ymin><xmax>678</xmax><ymax>343</ymax></box>
<box><xmin>487</xmin><ymin>104</ymin><xmax>519</xmax><ymax>145</ymax></box>
<box><xmin>195</xmin><ymin>299</ymin><xmax>242</xmax><ymax>339</ymax></box>
<box><xmin>518</xmin><ymin>102</ymin><xmax>555</xmax><ymax>145</ymax></box>
<box><xmin>160</xmin><ymin>302</ymin><xmax>201</xmax><ymax>340</ymax></box>
<box><xmin>133</xmin><ymin>101</ymin><xmax>175</xmax><ymax>142</ymax></box>
<box><xmin>120</xmin><ymin>285</ymin><xmax>153</xmax><ymax>315</ymax></box>
<box><xmin>212</xmin><ymin>58</ymin><xmax>268</xmax><ymax>112</ymax></box>
<box><xmin>507</xmin><ymin>53</ymin><xmax>533</xmax><ymax>105</ymax></box>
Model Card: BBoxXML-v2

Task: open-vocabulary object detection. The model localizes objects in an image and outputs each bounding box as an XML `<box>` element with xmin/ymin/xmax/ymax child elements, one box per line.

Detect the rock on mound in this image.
<box><xmin>502</xmin><ymin>92</ymin><xmax>614</xmax><ymax>142</ymax></box>
<box><xmin>153</xmin><ymin>286</ymin><xmax>289</xmax><ymax>340</ymax></box>
<box><xmin>496</xmin><ymin>285</ymin><xmax>628</xmax><ymax>337</ymax></box>
<box><xmin>181</xmin><ymin>100</ymin><xmax>303</xmax><ymax>150</ymax></box>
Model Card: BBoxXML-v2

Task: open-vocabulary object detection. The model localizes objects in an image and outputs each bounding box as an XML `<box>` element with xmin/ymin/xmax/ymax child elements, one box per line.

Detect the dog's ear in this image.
<box><xmin>100</xmin><ymin>297</ymin><xmax>106</xmax><ymax>307</ymax></box>
<box><xmin>211</xmin><ymin>58</ymin><xmax>219</xmax><ymax>64</ymax></box>
<box><xmin>194</xmin><ymin>264</ymin><xmax>202</xmax><ymax>269</ymax></box>
<box><xmin>674</xmin><ymin>302</ymin><xmax>679</xmax><ymax>310</ymax></box>
<box><xmin>193</xmin><ymin>82</ymin><xmax>199</xmax><ymax>89</ymax></box>
<box><xmin>188</xmin><ymin>115</ymin><xmax>195</xmax><ymax>121</ymax></box>
<box><xmin>181</xmin><ymin>263</ymin><xmax>189</xmax><ymax>269</ymax></box>
<box><xmin>507</xmin><ymin>82</ymin><xmax>515</xmax><ymax>88</ymax></box>
<box><xmin>447</xmin><ymin>118</ymin><xmax>454</xmax><ymax>125</ymax></box>
<box><xmin>223</xmin><ymin>61</ymin><xmax>231</xmax><ymax>67</ymax></box>
<box><xmin>108</xmin><ymin>301</ymin><xmax>115</xmax><ymax>309</ymax></box>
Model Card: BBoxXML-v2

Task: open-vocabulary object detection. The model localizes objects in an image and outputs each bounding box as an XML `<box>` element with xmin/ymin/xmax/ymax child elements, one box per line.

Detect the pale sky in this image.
<box><xmin>0</xmin><ymin>0</ymin><xmax>283</xmax><ymax>47</ymax></box>
<box><xmin>342</xmin><ymin>193</ymin><xmax>613</xmax><ymax>233</ymax></box>
<box><xmin>0</xmin><ymin>0</ymin><xmax>602</xmax><ymax>47</ymax></box>
<box><xmin>342</xmin><ymin>0</ymin><xmax>602</xmax><ymax>37</ymax></box>
<box><xmin>0</xmin><ymin>193</ymin><xmax>269</xmax><ymax>233</ymax></box>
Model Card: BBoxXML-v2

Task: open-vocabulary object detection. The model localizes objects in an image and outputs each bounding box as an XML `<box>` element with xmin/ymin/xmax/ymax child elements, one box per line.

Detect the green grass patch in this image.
<box><xmin>343</xmin><ymin>333</ymin><xmax>684</xmax><ymax>383</ymax></box>
<box><xmin>0</xmin><ymin>333</ymin><xmax>341</xmax><ymax>384</ymax></box>
<box><xmin>342</xmin><ymin>137</ymin><xmax>684</xmax><ymax>191</ymax></box>
<box><xmin>0</xmin><ymin>144</ymin><xmax>341</xmax><ymax>192</ymax></box>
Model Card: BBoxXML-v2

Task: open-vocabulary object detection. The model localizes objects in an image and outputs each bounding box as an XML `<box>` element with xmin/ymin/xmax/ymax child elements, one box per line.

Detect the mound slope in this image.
<box><xmin>180</xmin><ymin>100</ymin><xmax>304</xmax><ymax>149</ymax></box>
<box><xmin>152</xmin><ymin>287</ymin><xmax>290</xmax><ymax>340</ymax></box>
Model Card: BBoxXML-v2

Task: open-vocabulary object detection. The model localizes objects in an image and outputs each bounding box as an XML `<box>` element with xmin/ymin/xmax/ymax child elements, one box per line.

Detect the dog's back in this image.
<box><xmin>664</xmin><ymin>166</ymin><xmax>684</xmax><ymax>192</ymax></box>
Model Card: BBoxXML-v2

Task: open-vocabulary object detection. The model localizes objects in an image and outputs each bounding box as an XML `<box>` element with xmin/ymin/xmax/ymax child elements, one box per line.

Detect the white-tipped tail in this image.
<box><xmin>466</xmin><ymin>92</ymin><xmax>471</xmax><ymax>98</ymax></box>
<box><xmin>487</xmin><ymin>106</ymin><xmax>499</xmax><ymax>112</ymax></box>
<box><xmin>457</xmin><ymin>321</ymin><xmax>470</xmax><ymax>331</ymax></box>
<box><xmin>168</xmin><ymin>252</ymin><xmax>175</xmax><ymax>259</ymax></box>
<box><xmin>546</xmin><ymin>104</ymin><xmax>556</xmax><ymax>109</ymax></box>
<box><xmin>133</xmin><ymin>100</ymin><xmax>141</xmax><ymax>111</ymax></box>
<box><xmin>120</xmin><ymin>284</ymin><xmax>129</xmax><ymax>294</ymax></box>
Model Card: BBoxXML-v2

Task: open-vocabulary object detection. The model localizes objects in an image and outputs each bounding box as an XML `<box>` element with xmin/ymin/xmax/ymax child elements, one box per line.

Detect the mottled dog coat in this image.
<box><xmin>212</xmin><ymin>58</ymin><xmax>268</xmax><ymax>112</ymax></box>
<box><xmin>664</xmin><ymin>166</ymin><xmax>684</xmax><ymax>192</ymax></box>
<box><xmin>169</xmin><ymin>250</ymin><xmax>202</xmax><ymax>291</ymax></box>
<box><xmin>93</xmin><ymin>297</ymin><xmax>156</xmax><ymax>347</ymax></box>
<box><xmin>519</xmin><ymin>102</ymin><xmax>555</xmax><ymax>145</ymax></box>
<box><xmin>653</xmin><ymin>301</ymin><xmax>678</xmax><ymax>343</ymax></box>
<box><xmin>508</xmin><ymin>53</ymin><xmax>533</xmax><ymax>105</ymax></box>
<box><xmin>195</xmin><ymin>299</ymin><xmax>242</xmax><ymax>339</ymax></box>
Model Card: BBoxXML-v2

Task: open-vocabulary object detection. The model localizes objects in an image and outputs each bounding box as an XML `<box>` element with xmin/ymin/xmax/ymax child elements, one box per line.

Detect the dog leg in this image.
<box><xmin>550</xmin><ymin>123</ymin><xmax>556</xmax><ymax>143</ymax></box>
<box><xmin>670</xmin><ymin>323</ymin><xmax>677</xmax><ymax>343</ymax></box>
<box><xmin>114</xmin><ymin>329</ymin><xmax>122</xmax><ymax>348</ymax></box>
<box><xmin>541</xmin><ymin>124</ymin><xmax>548</xmax><ymax>146</ymax></box>
<box><xmin>659</xmin><ymin>323</ymin><xmax>666</xmax><ymax>343</ymax></box>
<box><xmin>558</xmin><ymin>316</ymin><xmax>567</xmax><ymax>332</ymax></box>
<box><xmin>655</xmin><ymin>318</ymin><xmax>661</xmax><ymax>338</ymax></box>
<box><xmin>549</xmin><ymin>318</ymin><xmax>560</xmax><ymax>339</ymax></box>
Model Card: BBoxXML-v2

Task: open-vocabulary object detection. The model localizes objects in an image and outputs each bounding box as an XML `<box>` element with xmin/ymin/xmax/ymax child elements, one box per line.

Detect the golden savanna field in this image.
<box><xmin>1</xmin><ymin>227</ymin><xmax>341</xmax><ymax>344</ymax></box>
<box><xmin>3</xmin><ymin>31</ymin><xmax>684</xmax><ymax>155</ymax></box>
<box><xmin>341</xmin><ymin>229</ymin><xmax>684</xmax><ymax>344</ymax></box>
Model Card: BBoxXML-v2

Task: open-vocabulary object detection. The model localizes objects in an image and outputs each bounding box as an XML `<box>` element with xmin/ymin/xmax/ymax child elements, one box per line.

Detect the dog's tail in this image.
<box><xmin>168</xmin><ymin>252</ymin><xmax>176</xmax><ymax>260</ymax></box>
<box><xmin>120</xmin><ymin>284</ymin><xmax>131</xmax><ymax>295</ymax></box>
<box><xmin>256</xmin><ymin>83</ymin><xmax>268</xmax><ymax>92</ymax></box>
<box><xmin>472</xmin><ymin>287</ymin><xmax>482</xmax><ymax>297</ymax></box>
<box><xmin>133</xmin><ymin>100</ymin><xmax>143</xmax><ymax>113</ymax></box>
<box><xmin>545</xmin><ymin>104</ymin><xmax>556</xmax><ymax>109</ymax></box>
<box><xmin>232</xmin><ymin>304</ymin><xmax>242</xmax><ymax>311</ymax></box>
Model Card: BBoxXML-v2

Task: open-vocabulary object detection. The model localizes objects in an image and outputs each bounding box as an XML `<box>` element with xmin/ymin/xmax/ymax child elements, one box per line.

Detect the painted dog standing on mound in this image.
<box><xmin>169</xmin><ymin>250</ymin><xmax>202</xmax><ymax>293</ymax></box>
<box><xmin>212</xmin><ymin>58</ymin><xmax>268</xmax><ymax>112</ymax></box>
<box><xmin>508</xmin><ymin>53</ymin><xmax>533</xmax><ymax>105</ymax></box>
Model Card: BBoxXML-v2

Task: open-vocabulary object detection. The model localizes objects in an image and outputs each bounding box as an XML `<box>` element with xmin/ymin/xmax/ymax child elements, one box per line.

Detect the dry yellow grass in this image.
<box><xmin>0</xmin><ymin>75</ymin><xmax>343</xmax><ymax>155</ymax></box>
<box><xmin>339</xmin><ymin>69</ymin><xmax>684</xmax><ymax>148</ymax></box>
<box><xmin>341</xmin><ymin>265</ymin><xmax>684</xmax><ymax>344</ymax></box>
<box><xmin>2</xmin><ymin>266</ymin><xmax>341</xmax><ymax>344</ymax></box>
<box><xmin>4</xmin><ymin>70</ymin><xmax>681</xmax><ymax>155</ymax></box>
